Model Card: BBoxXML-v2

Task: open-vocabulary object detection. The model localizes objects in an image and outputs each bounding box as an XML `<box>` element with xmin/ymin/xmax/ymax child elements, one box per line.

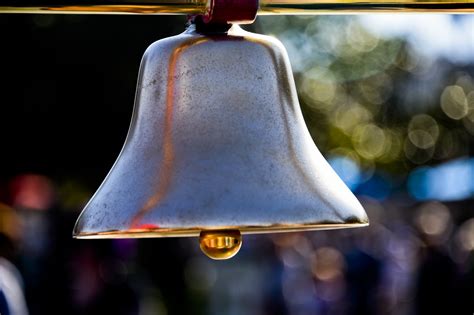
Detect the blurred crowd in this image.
<box><xmin>0</xmin><ymin>174</ymin><xmax>473</xmax><ymax>315</ymax></box>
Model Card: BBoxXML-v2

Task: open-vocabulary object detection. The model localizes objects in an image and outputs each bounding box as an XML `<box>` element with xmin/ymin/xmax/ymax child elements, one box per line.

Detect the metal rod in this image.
<box><xmin>260</xmin><ymin>0</ymin><xmax>474</xmax><ymax>13</ymax></box>
<box><xmin>0</xmin><ymin>0</ymin><xmax>472</xmax><ymax>14</ymax></box>
<box><xmin>0</xmin><ymin>0</ymin><xmax>207</xmax><ymax>14</ymax></box>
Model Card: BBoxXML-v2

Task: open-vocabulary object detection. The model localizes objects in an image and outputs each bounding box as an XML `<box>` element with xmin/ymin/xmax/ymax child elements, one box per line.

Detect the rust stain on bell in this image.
<box><xmin>131</xmin><ymin>37</ymin><xmax>209</xmax><ymax>229</ymax></box>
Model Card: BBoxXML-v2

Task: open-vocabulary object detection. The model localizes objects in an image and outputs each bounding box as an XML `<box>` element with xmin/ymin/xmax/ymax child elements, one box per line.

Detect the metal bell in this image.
<box><xmin>73</xmin><ymin>23</ymin><xmax>368</xmax><ymax>258</ymax></box>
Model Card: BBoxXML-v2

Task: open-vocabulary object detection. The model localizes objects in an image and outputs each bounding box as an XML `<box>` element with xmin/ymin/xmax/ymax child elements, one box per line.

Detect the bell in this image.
<box><xmin>73</xmin><ymin>22</ymin><xmax>368</xmax><ymax>259</ymax></box>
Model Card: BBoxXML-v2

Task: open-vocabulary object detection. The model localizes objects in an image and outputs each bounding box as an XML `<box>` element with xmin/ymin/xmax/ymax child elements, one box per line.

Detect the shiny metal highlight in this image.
<box><xmin>199</xmin><ymin>230</ymin><xmax>242</xmax><ymax>260</ymax></box>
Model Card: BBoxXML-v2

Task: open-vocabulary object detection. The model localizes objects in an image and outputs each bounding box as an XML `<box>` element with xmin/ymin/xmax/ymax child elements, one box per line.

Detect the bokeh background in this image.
<box><xmin>0</xmin><ymin>13</ymin><xmax>473</xmax><ymax>315</ymax></box>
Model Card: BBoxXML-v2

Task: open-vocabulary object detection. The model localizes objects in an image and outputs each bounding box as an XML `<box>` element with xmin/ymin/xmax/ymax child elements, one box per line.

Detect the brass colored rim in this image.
<box><xmin>73</xmin><ymin>221</ymin><xmax>369</xmax><ymax>239</ymax></box>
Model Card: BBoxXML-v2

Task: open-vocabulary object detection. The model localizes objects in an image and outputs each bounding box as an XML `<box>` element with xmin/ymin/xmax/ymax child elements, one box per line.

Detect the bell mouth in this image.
<box><xmin>73</xmin><ymin>220</ymin><xmax>369</xmax><ymax>239</ymax></box>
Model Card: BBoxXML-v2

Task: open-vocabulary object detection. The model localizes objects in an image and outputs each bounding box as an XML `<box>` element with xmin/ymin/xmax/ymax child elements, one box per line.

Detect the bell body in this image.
<box><xmin>73</xmin><ymin>25</ymin><xmax>368</xmax><ymax>238</ymax></box>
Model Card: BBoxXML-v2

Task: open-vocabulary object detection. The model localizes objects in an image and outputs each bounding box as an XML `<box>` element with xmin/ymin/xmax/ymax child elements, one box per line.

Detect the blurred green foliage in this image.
<box><xmin>255</xmin><ymin>16</ymin><xmax>473</xmax><ymax>179</ymax></box>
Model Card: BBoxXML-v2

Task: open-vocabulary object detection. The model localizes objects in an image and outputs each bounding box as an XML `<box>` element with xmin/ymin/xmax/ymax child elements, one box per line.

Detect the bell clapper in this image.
<box><xmin>199</xmin><ymin>230</ymin><xmax>242</xmax><ymax>260</ymax></box>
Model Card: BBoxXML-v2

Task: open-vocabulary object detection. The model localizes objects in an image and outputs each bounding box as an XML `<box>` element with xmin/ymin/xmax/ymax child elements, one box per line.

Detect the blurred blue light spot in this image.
<box><xmin>328</xmin><ymin>156</ymin><xmax>361</xmax><ymax>191</ymax></box>
<box><xmin>407</xmin><ymin>167</ymin><xmax>431</xmax><ymax>200</ymax></box>
<box><xmin>356</xmin><ymin>173</ymin><xmax>392</xmax><ymax>200</ymax></box>
<box><xmin>408</xmin><ymin>158</ymin><xmax>474</xmax><ymax>201</ymax></box>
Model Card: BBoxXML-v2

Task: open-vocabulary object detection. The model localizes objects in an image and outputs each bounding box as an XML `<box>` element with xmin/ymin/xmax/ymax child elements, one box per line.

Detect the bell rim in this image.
<box><xmin>73</xmin><ymin>221</ymin><xmax>369</xmax><ymax>239</ymax></box>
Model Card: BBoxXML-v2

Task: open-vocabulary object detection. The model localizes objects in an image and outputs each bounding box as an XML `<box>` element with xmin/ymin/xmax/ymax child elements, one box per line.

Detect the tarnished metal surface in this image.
<box><xmin>73</xmin><ymin>25</ymin><xmax>368</xmax><ymax>239</ymax></box>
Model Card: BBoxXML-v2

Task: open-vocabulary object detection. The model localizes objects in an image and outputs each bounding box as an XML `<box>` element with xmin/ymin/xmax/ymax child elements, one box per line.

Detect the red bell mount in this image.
<box><xmin>202</xmin><ymin>0</ymin><xmax>259</xmax><ymax>24</ymax></box>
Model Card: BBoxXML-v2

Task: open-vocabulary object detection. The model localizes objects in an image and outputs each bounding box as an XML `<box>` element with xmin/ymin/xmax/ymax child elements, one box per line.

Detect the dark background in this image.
<box><xmin>0</xmin><ymin>15</ymin><xmax>183</xmax><ymax>182</ymax></box>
